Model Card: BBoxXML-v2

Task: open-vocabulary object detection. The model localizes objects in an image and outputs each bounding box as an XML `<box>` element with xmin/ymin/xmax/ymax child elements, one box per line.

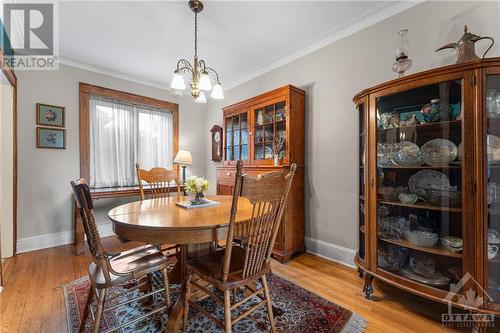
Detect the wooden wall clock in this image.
<box><xmin>210</xmin><ymin>125</ymin><xmax>223</xmax><ymax>162</ymax></box>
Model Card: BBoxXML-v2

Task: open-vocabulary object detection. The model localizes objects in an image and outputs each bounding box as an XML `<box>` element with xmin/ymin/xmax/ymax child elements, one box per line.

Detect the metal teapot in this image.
<box><xmin>436</xmin><ymin>25</ymin><xmax>494</xmax><ymax>64</ymax></box>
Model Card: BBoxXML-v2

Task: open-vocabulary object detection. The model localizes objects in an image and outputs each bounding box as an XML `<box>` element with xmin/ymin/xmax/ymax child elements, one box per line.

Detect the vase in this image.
<box><xmin>189</xmin><ymin>192</ymin><xmax>205</xmax><ymax>205</ymax></box>
<box><xmin>273</xmin><ymin>154</ymin><xmax>280</xmax><ymax>166</ymax></box>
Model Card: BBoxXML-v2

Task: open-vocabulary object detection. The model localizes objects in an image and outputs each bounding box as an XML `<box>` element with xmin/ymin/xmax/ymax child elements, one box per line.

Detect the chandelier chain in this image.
<box><xmin>171</xmin><ymin>1</ymin><xmax>223</xmax><ymax>101</ymax></box>
<box><xmin>194</xmin><ymin>12</ymin><xmax>198</xmax><ymax>58</ymax></box>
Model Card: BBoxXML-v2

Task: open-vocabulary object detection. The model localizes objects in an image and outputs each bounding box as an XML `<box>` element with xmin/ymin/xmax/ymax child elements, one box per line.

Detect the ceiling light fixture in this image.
<box><xmin>170</xmin><ymin>0</ymin><xmax>224</xmax><ymax>102</ymax></box>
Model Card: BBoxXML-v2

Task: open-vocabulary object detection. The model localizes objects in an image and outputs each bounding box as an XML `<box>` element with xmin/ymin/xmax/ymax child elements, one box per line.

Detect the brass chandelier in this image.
<box><xmin>170</xmin><ymin>0</ymin><xmax>224</xmax><ymax>103</ymax></box>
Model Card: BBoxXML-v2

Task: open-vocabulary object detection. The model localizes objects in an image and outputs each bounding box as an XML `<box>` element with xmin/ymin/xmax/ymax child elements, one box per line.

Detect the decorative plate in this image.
<box><xmin>393</xmin><ymin>142</ymin><xmax>427</xmax><ymax>167</ymax></box>
<box><xmin>421</xmin><ymin>138</ymin><xmax>458</xmax><ymax>166</ymax></box>
<box><xmin>488</xmin><ymin>135</ymin><xmax>500</xmax><ymax>161</ymax></box>
<box><xmin>488</xmin><ymin>228</ymin><xmax>500</xmax><ymax>244</ymax></box>
<box><xmin>408</xmin><ymin>170</ymin><xmax>452</xmax><ymax>198</ymax></box>
<box><xmin>401</xmin><ymin>268</ymin><xmax>450</xmax><ymax>286</ymax></box>
<box><xmin>399</xmin><ymin>142</ymin><xmax>420</xmax><ymax>155</ymax></box>
<box><xmin>264</xmin><ymin>146</ymin><xmax>273</xmax><ymax>158</ymax></box>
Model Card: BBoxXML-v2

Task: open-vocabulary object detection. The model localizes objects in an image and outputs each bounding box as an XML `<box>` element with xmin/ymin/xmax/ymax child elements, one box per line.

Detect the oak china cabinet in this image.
<box><xmin>354</xmin><ymin>58</ymin><xmax>500</xmax><ymax>318</ymax></box>
<box><xmin>216</xmin><ymin>85</ymin><xmax>305</xmax><ymax>263</ymax></box>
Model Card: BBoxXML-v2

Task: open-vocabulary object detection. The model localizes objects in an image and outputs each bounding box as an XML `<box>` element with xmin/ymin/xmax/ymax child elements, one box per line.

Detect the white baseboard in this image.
<box><xmin>16</xmin><ymin>224</ymin><xmax>115</xmax><ymax>254</ymax></box>
<box><xmin>305</xmin><ymin>237</ymin><xmax>356</xmax><ymax>269</ymax></box>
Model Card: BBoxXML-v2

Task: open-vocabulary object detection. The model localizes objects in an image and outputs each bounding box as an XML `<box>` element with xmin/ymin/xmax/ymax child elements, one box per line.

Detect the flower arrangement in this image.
<box><xmin>272</xmin><ymin>137</ymin><xmax>285</xmax><ymax>155</ymax></box>
<box><xmin>185</xmin><ymin>176</ymin><xmax>210</xmax><ymax>204</ymax></box>
<box><xmin>272</xmin><ymin>137</ymin><xmax>285</xmax><ymax>166</ymax></box>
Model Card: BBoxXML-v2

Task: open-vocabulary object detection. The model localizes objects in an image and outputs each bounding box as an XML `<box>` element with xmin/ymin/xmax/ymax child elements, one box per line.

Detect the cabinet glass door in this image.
<box><xmin>375</xmin><ymin>80</ymin><xmax>463</xmax><ymax>291</ymax></box>
<box><xmin>254</xmin><ymin>100</ymin><xmax>287</xmax><ymax>162</ymax></box>
<box><xmin>358</xmin><ymin>103</ymin><xmax>366</xmax><ymax>261</ymax></box>
<box><xmin>224</xmin><ymin>112</ymin><xmax>249</xmax><ymax>161</ymax></box>
<box><xmin>485</xmin><ymin>73</ymin><xmax>500</xmax><ymax>306</ymax></box>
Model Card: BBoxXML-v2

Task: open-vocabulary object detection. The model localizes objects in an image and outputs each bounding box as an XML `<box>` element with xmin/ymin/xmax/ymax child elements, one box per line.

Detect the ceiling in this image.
<box><xmin>59</xmin><ymin>1</ymin><xmax>402</xmax><ymax>91</ymax></box>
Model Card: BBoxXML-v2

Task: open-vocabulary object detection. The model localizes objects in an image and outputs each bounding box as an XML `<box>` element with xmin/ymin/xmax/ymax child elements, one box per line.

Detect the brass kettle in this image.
<box><xmin>436</xmin><ymin>25</ymin><xmax>494</xmax><ymax>64</ymax></box>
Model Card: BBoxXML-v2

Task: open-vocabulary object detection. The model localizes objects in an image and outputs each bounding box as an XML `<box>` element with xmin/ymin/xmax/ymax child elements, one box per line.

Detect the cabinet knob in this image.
<box><xmin>249</xmin><ymin>132</ymin><xmax>253</xmax><ymax>135</ymax></box>
<box><xmin>226</xmin><ymin>172</ymin><xmax>231</xmax><ymax>176</ymax></box>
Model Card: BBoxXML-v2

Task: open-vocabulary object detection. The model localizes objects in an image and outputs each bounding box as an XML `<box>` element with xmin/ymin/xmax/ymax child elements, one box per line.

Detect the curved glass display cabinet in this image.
<box><xmin>354</xmin><ymin>58</ymin><xmax>500</xmax><ymax>321</ymax></box>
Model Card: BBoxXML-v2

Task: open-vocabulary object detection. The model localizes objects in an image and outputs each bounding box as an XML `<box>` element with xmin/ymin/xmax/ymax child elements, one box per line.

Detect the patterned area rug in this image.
<box><xmin>63</xmin><ymin>273</ymin><xmax>366</xmax><ymax>333</ymax></box>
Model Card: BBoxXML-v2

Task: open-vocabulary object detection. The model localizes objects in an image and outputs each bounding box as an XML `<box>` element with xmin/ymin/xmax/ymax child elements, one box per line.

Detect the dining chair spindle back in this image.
<box><xmin>71</xmin><ymin>178</ymin><xmax>173</xmax><ymax>333</ymax></box>
<box><xmin>183</xmin><ymin>160</ymin><xmax>297</xmax><ymax>332</ymax></box>
<box><xmin>135</xmin><ymin>163</ymin><xmax>179</xmax><ymax>200</ymax></box>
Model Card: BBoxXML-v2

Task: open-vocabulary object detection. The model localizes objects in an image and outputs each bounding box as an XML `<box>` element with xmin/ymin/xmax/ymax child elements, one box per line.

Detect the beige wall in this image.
<box><xmin>206</xmin><ymin>1</ymin><xmax>500</xmax><ymax>250</ymax></box>
<box><xmin>13</xmin><ymin>1</ymin><xmax>500</xmax><ymax>254</ymax></box>
<box><xmin>16</xmin><ymin>65</ymin><xmax>207</xmax><ymax>244</ymax></box>
<box><xmin>0</xmin><ymin>78</ymin><xmax>14</xmax><ymax>258</ymax></box>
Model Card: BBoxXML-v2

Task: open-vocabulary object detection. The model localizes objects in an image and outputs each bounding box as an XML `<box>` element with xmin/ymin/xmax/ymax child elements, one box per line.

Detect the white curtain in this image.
<box><xmin>89</xmin><ymin>96</ymin><xmax>173</xmax><ymax>188</ymax></box>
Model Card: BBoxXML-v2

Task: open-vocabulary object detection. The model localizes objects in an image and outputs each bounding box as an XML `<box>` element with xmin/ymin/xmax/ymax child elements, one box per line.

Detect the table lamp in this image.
<box><xmin>174</xmin><ymin>150</ymin><xmax>193</xmax><ymax>190</ymax></box>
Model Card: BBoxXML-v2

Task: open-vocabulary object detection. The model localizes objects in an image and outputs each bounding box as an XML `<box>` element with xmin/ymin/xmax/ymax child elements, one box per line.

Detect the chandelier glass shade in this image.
<box><xmin>170</xmin><ymin>0</ymin><xmax>224</xmax><ymax>102</ymax></box>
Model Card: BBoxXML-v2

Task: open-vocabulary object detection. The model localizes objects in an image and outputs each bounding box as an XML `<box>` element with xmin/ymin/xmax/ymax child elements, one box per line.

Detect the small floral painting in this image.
<box><xmin>37</xmin><ymin>127</ymin><xmax>66</xmax><ymax>149</ymax></box>
<box><xmin>37</xmin><ymin>103</ymin><xmax>65</xmax><ymax>127</ymax></box>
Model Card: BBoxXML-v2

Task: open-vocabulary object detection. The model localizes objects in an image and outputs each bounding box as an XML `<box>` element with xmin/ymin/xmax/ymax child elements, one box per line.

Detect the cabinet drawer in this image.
<box><xmin>217</xmin><ymin>169</ymin><xmax>236</xmax><ymax>186</ymax></box>
<box><xmin>243</xmin><ymin>169</ymin><xmax>270</xmax><ymax>178</ymax></box>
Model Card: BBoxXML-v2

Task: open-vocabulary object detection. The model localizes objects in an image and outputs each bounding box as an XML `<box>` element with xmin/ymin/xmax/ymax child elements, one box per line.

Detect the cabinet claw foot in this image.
<box><xmin>363</xmin><ymin>274</ymin><xmax>374</xmax><ymax>299</ymax></box>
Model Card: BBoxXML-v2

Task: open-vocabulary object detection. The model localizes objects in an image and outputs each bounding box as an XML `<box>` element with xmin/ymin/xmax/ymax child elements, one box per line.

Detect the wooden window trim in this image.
<box><xmin>79</xmin><ymin>82</ymin><xmax>179</xmax><ymax>185</ymax></box>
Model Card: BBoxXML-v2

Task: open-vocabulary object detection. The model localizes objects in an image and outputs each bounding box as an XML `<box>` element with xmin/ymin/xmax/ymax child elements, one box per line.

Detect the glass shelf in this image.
<box><xmin>376</xmin><ymin>79</ymin><xmax>463</xmax><ymax>291</ymax></box>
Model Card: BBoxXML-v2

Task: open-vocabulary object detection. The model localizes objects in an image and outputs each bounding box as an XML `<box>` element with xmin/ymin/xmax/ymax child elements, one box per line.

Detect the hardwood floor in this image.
<box><xmin>0</xmin><ymin>236</ymin><xmax>466</xmax><ymax>332</ymax></box>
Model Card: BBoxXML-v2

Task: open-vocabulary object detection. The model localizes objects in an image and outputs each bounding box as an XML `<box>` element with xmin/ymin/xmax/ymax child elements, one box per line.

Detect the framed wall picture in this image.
<box><xmin>36</xmin><ymin>103</ymin><xmax>65</xmax><ymax>127</ymax></box>
<box><xmin>36</xmin><ymin>127</ymin><xmax>66</xmax><ymax>149</ymax></box>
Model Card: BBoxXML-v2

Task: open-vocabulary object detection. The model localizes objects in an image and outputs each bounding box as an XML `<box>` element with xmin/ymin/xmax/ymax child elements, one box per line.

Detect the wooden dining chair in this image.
<box><xmin>135</xmin><ymin>163</ymin><xmax>180</xmax><ymax>200</ymax></box>
<box><xmin>182</xmin><ymin>160</ymin><xmax>297</xmax><ymax>333</ymax></box>
<box><xmin>135</xmin><ymin>163</ymin><xmax>181</xmax><ymax>255</ymax></box>
<box><xmin>71</xmin><ymin>178</ymin><xmax>174</xmax><ymax>333</ymax></box>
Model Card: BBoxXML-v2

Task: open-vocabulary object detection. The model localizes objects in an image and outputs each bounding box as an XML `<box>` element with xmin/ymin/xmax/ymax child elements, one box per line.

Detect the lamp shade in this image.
<box><xmin>174</xmin><ymin>150</ymin><xmax>193</xmax><ymax>165</ymax></box>
<box><xmin>170</xmin><ymin>70</ymin><xmax>186</xmax><ymax>90</ymax></box>
<box><xmin>194</xmin><ymin>91</ymin><xmax>207</xmax><ymax>104</ymax></box>
<box><xmin>211</xmin><ymin>82</ymin><xmax>224</xmax><ymax>99</ymax></box>
<box><xmin>199</xmin><ymin>71</ymin><xmax>212</xmax><ymax>91</ymax></box>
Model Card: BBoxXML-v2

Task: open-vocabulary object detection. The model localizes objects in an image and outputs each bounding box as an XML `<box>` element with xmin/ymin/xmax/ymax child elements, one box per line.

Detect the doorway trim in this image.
<box><xmin>0</xmin><ymin>46</ymin><xmax>18</xmax><ymax>256</ymax></box>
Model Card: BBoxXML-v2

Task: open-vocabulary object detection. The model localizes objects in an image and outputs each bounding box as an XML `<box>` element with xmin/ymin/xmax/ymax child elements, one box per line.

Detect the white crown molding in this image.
<box><xmin>56</xmin><ymin>2</ymin><xmax>422</xmax><ymax>99</ymax></box>
<box><xmin>59</xmin><ymin>56</ymin><xmax>171</xmax><ymax>92</ymax></box>
<box><xmin>224</xmin><ymin>0</ymin><xmax>423</xmax><ymax>91</ymax></box>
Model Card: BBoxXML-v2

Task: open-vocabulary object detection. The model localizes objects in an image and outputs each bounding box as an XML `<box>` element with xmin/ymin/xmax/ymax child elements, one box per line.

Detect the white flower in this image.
<box><xmin>185</xmin><ymin>175</ymin><xmax>209</xmax><ymax>194</ymax></box>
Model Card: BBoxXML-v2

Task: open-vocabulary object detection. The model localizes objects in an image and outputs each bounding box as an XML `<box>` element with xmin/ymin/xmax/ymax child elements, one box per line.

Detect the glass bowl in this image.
<box><xmin>399</xmin><ymin>193</ymin><xmax>418</xmax><ymax>205</ymax></box>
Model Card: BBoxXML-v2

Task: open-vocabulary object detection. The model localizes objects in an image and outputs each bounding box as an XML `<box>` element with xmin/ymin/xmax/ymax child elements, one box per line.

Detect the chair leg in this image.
<box><xmin>162</xmin><ymin>268</ymin><xmax>171</xmax><ymax>308</ymax></box>
<box><xmin>182</xmin><ymin>273</ymin><xmax>193</xmax><ymax>331</ymax></box>
<box><xmin>232</xmin><ymin>289</ymin><xmax>238</xmax><ymax>303</ymax></box>
<box><xmin>92</xmin><ymin>288</ymin><xmax>107</xmax><ymax>333</ymax></box>
<box><xmin>79</xmin><ymin>285</ymin><xmax>95</xmax><ymax>333</ymax></box>
<box><xmin>223</xmin><ymin>290</ymin><xmax>232</xmax><ymax>333</ymax></box>
<box><xmin>262</xmin><ymin>275</ymin><xmax>276</xmax><ymax>333</ymax></box>
<box><xmin>146</xmin><ymin>272</ymin><xmax>154</xmax><ymax>291</ymax></box>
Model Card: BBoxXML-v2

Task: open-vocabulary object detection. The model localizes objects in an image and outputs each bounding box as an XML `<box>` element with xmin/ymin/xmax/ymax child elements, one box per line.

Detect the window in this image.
<box><xmin>89</xmin><ymin>96</ymin><xmax>174</xmax><ymax>188</ymax></box>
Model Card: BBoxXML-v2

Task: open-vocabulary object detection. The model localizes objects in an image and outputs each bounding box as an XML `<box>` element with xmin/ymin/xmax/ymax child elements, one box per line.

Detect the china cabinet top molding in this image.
<box><xmin>354</xmin><ymin>58</ymin><xmax>500</xmax><ymax>103</ymax></box>
<box><xmin>222</xmin><ymin>85</ymin><xmax>305</xmax><ymax>114</ymax></box>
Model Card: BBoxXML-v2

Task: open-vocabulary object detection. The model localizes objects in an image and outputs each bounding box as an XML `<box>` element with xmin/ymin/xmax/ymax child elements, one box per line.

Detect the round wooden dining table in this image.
<box><xmin>108</xmin><ymin>195</ymin><xmax>254</xmax><ymax>333</ymax></box>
